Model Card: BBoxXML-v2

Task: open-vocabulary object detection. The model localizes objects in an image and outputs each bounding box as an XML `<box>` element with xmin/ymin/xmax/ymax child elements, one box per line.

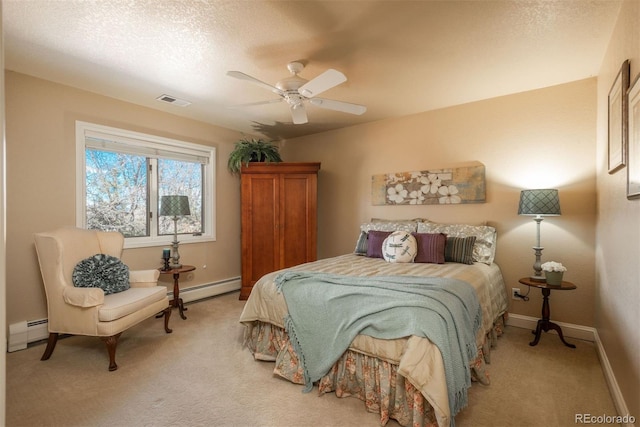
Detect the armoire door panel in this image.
<box><xmin>281</xmin><ymin>174</ymin><xmax>317</xmax><ymax>268</ymax></box>
<box><xmin>249</xmin><ymin>175</ymin><xmax>279</xmax><ymax>283</ymax></box>
<box><xmin>241</xmin><ymin>174</ymin><xmax>279</xmax><ymax>292</ymax></box>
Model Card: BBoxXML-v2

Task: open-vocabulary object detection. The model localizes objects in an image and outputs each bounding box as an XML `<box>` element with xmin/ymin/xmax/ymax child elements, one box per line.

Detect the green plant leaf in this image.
<box><xmin>227</xmin><ymin>138</ymin><xmax>282</xmax><ymax>176</ymax></box>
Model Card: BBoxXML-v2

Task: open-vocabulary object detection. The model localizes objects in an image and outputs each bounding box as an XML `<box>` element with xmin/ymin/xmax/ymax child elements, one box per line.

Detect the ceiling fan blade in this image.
<box><xmin>290</xmin><ymin>104</ymin><xmax>308</xmax><ymax>124</ymax></box>
<box><xmin>227</xmin><ymin>99</ymin><xmax>283</xmax><ymax>109</ymax></box>
<box><xmin>227</xmin><ymin>71</ymin><xmax>283</xmax><ymax>95</ymax></box>
<box><xmin>297</xmin><ymin>69</ymin><xmax>346</xmax><ymax>98</ymax></box>
<box><xmin>309</xmin><ymin>97</ymin><xmax>367</xmax><ymax>115</ymax></box>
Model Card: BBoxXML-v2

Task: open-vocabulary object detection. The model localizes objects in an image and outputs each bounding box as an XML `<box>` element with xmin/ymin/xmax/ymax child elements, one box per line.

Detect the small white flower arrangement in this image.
<box><xmin>541</xmin><ymin>261</ymin><xmax>567</xmax><ymax>273</ymax></box>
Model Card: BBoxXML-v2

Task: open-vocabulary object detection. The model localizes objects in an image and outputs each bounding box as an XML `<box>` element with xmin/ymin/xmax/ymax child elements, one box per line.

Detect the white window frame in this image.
<box><xmin>76</xmin><ymin>121</ymin><xmax>216</xmax><ymax>249</ymax></box>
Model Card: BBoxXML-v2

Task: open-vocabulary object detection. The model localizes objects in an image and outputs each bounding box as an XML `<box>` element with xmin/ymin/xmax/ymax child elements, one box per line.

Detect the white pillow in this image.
<box><xmin>382</xmin><ymin>231</ymin><xmax>417</xmax><ymax>263</ymax></box>
<box><xmin>360</xmin><ymin>220</ymin><xmax>418</xmax><ymax>233</ymax></box>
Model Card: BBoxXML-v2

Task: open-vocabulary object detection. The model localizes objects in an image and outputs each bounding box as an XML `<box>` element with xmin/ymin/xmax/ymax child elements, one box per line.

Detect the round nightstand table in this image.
<box><xmin>159</xmin><ymin>265</ymin><xmax>196</xmax><ymax>320</ymax></box>
<box><xmin>518</xmin><ymin>277</ymin><xmax>577</xmax><ymax>348</ymax></box>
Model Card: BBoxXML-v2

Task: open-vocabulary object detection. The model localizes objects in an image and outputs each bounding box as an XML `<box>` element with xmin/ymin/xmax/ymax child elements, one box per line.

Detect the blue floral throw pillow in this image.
<box><xmin>72</xmin><ymin>254</ymin><xmax>130</xmax><ymax>295</ymax></box>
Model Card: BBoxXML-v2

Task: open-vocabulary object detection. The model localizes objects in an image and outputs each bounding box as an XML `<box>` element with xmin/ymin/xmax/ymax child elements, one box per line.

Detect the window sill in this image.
<box><xmin>123</xmin><ymin>234</ymin><xmax>216</xmax><ymax>249</ymax></box>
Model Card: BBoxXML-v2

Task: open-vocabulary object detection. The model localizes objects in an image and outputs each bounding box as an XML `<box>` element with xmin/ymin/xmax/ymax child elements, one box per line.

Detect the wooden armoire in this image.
<box><xmin>239</xmin><ymin>162</ymin><xmax>321</xmax><ymax>300</ymax></box>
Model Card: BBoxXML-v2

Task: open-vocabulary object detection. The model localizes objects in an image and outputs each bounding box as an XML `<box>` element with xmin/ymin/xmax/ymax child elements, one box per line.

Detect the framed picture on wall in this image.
<box><xmin>608</xmin><ymin>60</ymin><xmax>630</xmax><ymax>174</ymax></box>
<box><xmin>627</xmin><ymin>74</ymin><xmax>640</xmax><ymax>199</ymax></box>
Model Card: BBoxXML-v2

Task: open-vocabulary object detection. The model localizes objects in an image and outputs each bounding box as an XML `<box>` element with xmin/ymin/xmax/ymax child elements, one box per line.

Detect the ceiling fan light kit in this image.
<box><xmin>227</xmin><ymin>61</ymin><xmax>366</xmax><ymax>125</ymax></box>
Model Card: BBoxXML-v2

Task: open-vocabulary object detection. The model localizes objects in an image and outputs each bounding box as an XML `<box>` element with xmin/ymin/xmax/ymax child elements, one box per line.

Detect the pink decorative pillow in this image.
<box><xmin>366</xmin><ymin>230</ymin><xmax>393</xmax><ymax>258</ymax></box>
<box><xmin>412</xmin><ymin>232</ymin><xmax>446</xmax><ymax>264</ymax></box>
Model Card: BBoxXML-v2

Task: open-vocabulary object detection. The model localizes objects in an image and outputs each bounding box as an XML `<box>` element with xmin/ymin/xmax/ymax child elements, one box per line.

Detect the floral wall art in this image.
<box><xmin>371</xmin><ymin>163</ymin><xmax>486</xmax><ymax>205</ymax></box>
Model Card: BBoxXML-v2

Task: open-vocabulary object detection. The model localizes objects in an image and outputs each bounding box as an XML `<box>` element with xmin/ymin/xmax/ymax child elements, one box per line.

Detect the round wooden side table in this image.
<box><xmin>518</xmin><ymin>277</ymin><xmax>577</xmax><ymax>348</ymax></box>
<box><xmin>159</xmin><ymin>265</ymin><xmax>196</xmax><ymax>320</ymax></box>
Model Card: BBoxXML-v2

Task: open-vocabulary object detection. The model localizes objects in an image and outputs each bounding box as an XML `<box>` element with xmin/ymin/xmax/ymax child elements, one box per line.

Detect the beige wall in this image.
<box><xmin>281</xmin><ymin>79</ymin><xmax>597</xmax><ymax>328</ymax></box>
<box><xmin>596</xmin><ymin>0</ymin><xmax>640</xmax><ymax>419</ymax></box>
<box><xmin>1</xmin><ymin>3</ymin><xmax>8</xmax><ymax>422</ymax></box>
<box><xmin>5</xmin><ymin>71</ymin><xmax>247</xmax><ymax>326</ymax></box>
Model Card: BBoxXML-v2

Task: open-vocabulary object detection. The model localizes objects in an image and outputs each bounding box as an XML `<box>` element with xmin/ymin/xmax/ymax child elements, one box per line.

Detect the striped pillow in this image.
<box><xmin>354</xmin><ymin>231</ymin><xmax>368</xmax><ymax>255</ymax></box>
<box><xmin>417</xmin><ymin>222</ymin><xmax>497</xmax><ymax>264</ymax></box>
<box><xmin>444</xmin><ymin>236</ymin><xmax>477</xmax><ymax>265</ymax></box>
<box><xmin>412</xmin><ymin>232</ymin><xmax>446</xmax><ymax>264</ymax></box>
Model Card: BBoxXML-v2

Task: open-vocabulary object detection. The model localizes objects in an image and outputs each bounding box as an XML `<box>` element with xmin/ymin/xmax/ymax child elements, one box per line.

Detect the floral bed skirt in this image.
<box><xmin>244</xmin><ymin>314</ymin><xmax>506</xmax><ymax>427</ymax></box>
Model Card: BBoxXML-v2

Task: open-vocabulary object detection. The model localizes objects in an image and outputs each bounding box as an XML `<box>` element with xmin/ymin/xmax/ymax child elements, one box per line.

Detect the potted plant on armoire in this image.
<box><xmin>227</xmin><ymin>138</ymin><xmax>283</xmax><ymax>176</ymax></box>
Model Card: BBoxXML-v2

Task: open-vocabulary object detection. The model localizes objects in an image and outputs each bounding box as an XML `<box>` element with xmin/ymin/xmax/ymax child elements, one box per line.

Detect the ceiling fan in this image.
<box><xmin>227</xmin><ymin>61</ymin><xmax>366</xmax><ymax>124</ymax></box>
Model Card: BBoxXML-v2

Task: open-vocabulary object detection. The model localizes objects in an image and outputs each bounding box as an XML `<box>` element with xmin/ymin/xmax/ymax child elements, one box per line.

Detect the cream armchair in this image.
<box><xmin>34</xmin><ymin>227</ymin><xmax>172</xmax><ymax>371</ymax></box>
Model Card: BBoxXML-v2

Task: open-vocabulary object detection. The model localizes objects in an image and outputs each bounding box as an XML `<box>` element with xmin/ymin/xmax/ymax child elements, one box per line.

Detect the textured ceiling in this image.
<box><xmin>4</xmin><ymin>0</ymin><xmax>622</xmax><ymax>140</ymax></box>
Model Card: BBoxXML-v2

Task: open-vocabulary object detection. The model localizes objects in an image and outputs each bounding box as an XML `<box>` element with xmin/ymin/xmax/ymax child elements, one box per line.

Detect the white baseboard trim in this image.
<box><xmin>505</xmin><ymin>313</ymin><xmax>595</xmax><ymax>342</ymax></box>
<box><xmin>592</xmin><ymin>329</ymin><xmax>634</xmax><ymax>426</ymax></box>
<box><xmin>7</xmin><ymin>277</ymin><xmax>241</xmax><ymax>352</ymax></box>
<box><xmin>506</xmin><ymin>314</ymin><xmax>633</xmax><ymax>425</ymax></box>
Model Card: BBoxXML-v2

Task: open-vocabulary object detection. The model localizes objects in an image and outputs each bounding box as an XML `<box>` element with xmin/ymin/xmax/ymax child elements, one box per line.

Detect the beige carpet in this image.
<box><xmin>6</xmin><ymin>291</ymin><xmax>618</xmax><ymax>427</ymax></box>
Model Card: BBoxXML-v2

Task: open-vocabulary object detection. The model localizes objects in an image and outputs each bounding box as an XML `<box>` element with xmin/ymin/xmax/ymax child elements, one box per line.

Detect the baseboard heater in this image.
<box><xmin>8</xmin><ymin>318</ymin><xmax>49</xmax><ymax>352</ymax></box>
<box><xmin>177</xmin><ymin>276</ymin><xmax>240</xmax><ymax>304</ymax></box>
<box><xmin>7</xmin><ymin>277</ymin><xmax>241</xmax><ymax>352</ymax></box>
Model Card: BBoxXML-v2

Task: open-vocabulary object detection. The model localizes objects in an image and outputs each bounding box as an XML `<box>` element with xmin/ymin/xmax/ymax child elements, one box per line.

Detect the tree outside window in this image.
<box><xmin>77</xmin><ymin>121</ymin><xmax>215</xmax><ymax>248</ymax></box>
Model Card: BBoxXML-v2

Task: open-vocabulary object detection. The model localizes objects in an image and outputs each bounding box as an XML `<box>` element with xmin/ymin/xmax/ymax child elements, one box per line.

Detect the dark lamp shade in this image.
<box><xmin>518</xmin><ymin>189</ymin><xmax>561</xmax><ymax>216</ymax></box>
<box><xmin>160</xmin><ymin>195</ymin><xmax>191</xmax><ymax>217</ymax></box>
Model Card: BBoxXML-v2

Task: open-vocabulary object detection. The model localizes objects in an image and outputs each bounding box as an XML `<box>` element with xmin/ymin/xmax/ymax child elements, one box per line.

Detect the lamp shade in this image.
<box><xmin>518</xmin><ymin>189</ymin><xmax>561</xmax><ymax>216</ymax></box>
<box><xmin>160</xmin><ymin>195</ymin><xmax>191</xmax><ymax>217</ymax></box>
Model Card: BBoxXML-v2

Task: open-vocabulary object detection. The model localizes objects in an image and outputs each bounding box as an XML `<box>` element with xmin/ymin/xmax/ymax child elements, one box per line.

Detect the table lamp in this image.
<box><xmin>518</xmin><ymin>189</ymin><xmax>561</xmax><ymax>281</ymax></box>
<box><xmin>160</xmin><ymin>195</ymin><xmax>191</xmax><ymax>268</ymax></box>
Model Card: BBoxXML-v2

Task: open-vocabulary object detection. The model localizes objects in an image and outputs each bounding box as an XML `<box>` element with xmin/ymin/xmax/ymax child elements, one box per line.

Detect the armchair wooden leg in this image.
<box><xmin>41</xmin><ymin>333</ymin><xmax>59</xmax><ymax>361</ymax></box>
<box><xmin>101</xmin><ymin>333</ymin><xmax>122</xmax><ymax>372</ymax></box>
<box><xmin>163</xmin><ymin>307</ymin><xmax>173</xmax><ymax>333</ymax></box>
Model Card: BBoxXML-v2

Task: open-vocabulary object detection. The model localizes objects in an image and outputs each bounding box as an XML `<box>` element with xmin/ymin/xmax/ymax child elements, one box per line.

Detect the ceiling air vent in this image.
<box><xmin>156</xmin><ymin>94</ymin><xmax>191</xmax><ymax>107</ymax></box>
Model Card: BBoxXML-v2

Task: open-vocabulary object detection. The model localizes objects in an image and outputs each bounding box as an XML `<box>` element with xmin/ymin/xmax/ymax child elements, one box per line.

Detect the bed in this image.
<box><xmin>239</xmin><ymin>220</ymin><xmax>509</xmax><ymax>427</ymax></box>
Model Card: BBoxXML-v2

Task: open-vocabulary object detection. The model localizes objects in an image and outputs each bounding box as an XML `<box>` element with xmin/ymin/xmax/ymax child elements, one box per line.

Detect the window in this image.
<box><xmin>76</xmin><ymin>121</ymin><xmax>216</xmax><ymax>248</ymax></box>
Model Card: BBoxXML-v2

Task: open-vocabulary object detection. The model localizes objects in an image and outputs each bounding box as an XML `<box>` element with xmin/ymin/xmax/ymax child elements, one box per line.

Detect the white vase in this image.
<box><xmin>544</xmin><ymin>271</ymin><xmax>564</xmax><ymax>286</ymax></box>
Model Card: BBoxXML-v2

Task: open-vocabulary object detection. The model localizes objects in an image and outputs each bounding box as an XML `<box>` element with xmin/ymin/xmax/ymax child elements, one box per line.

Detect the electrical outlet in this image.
<box><xmin>512</xmin><ymin>288</ymin><xmax>521</xmax><ymax>300</ymax></box>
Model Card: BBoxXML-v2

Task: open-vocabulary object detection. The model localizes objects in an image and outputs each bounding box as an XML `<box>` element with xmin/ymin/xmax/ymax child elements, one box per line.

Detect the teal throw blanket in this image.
<box><xmin>275</xmin><ymin>271</ymin><xmax>482</xmax><ymax>420</ymax></box>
